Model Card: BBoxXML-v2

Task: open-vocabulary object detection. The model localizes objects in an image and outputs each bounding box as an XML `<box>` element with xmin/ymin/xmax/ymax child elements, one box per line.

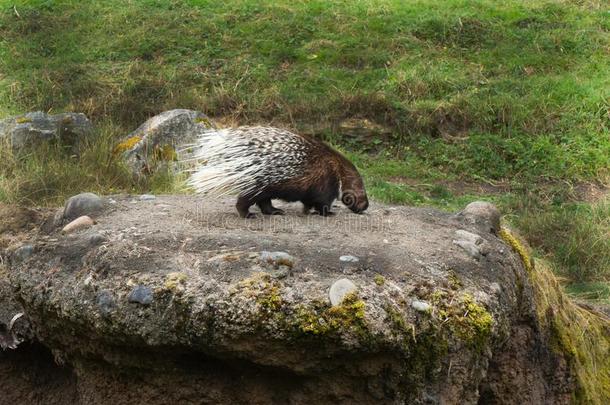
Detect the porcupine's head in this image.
<box><xmin>340</xmin><ymin>170</ymin><xmax>369</xmax><ymax>214</ymax></box>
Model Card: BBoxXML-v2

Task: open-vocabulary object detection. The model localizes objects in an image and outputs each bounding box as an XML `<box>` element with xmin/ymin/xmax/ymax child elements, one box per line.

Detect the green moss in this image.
<box><xmin>326</xmin><ymin>292</ymin><xmax>365</xmax><ymax>329</ymax></box>
<box><xmin>195</xmin><ymin>117</ymin><xmax>213</xmax><ymax>127</ymax></box>
<box><xmin>447</xmin><ymin>271</ymin><xmax>462</xmax><ymax>290</ymax></box>
<box><xmin>293</xmin><ymin>292</ymin><xmax>368</xmax><ymax>338</ymax></box>
<box><xmin>384</xmin><ymin>304</ymin><xmax>449</xmax><ymax>397</ymax></box>
<box><xmin>385</xmin><ymin>305</ymin><xmax>414</xmax><ymax>342</ymax></box>
<box><xmin>428</xmin><ymin>288</ymin><xmax>493</xmax><ymax>351</ymax></box>
<box><xmin>295</xmin><ymin>305</ymin><xmax>330</xmax><ymax>335</ymax></box>
<box><xmin>499</xmin><ymin>227</ymin><xmax>534</xmax><ymax>273</ymax></box>
<box><xmin>451</xmin><ymin>295</ymin><xmax>493</xmax><ymax>351</ymax></box>
<box><xmin>164</xmin><ymin>272</ymin><xmax>187</xmax><ymax>293</ymax></box>
<box><xmin>374</xmin><ymin>274</ymin><xmax>386</xmax><ymax>286</ymax></box>
<box><xmin>230</xmin><ymin>273</ymin><xmax>285</xmax><ymax>327</ymax></box>
<box><xmin>257</xmin><ymin>283</ymin><xmax>282</xmax><ymax>312</ymax></box>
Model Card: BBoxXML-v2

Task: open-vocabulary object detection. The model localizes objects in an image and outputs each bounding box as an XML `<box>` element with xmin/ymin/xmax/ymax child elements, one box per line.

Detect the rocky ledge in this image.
<box><xmin>0</xmin><ymin>196</ymin><xmax>574</xmax><ymax>404</ymax></box>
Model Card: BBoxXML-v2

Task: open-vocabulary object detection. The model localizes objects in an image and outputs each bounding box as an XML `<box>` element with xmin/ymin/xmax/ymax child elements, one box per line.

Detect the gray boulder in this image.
<box><xmin>0</xmin><ymin>111</ymin><xmax>93</xmax><ymax>152</ymax></box>
<box><xmin>63</xmin><ymin>192</ymin><xmax>105</xmax><ymax>221</ymax></box>
<box><xmin>0</xmin><ymin>197</ymin><xmax>576</xmax><ymax>404</ymax></box>
<box><xmin>116</xmin><ymin>109</ymin><xmax>216</xmax><ymax>175</ymax></box>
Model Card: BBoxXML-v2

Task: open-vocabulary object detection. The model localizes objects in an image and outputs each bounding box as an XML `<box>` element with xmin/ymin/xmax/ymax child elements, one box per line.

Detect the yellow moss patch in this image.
<box><xmin>374</xmin><ymin>274</ymin><xmax>386</xmax><ymax>286</ymax></box>
<box><xmin>235</xmin><ymin>272</ymin><xmax>283</xmax><ymax>313</ymax></box>
<box><xmin>164</xmin><ymin>272</ymin><xmax>187</xmax><ymax>293</ymax></box>
<box><xmin>296</xmin><ymin>292</ymin><xmax>367</xmax><ymax>336</ymax></box>
<box><xmin>501</xmin><ymin>227</ymin><xmax>610</xmax><ymax>404</ymax></box>
<box><xmin>113</xmin><ymin>136</ymin><xmax>142</xmax><ymax>154</ymax></box>
<box><xmin>499</xmin><ymin>227</ymin><xmax>534</xmax><ymax>273</ymax></box>
<box><xmin>447</xmin><ymin>271</ymin><xmax>462</xmax><ymax>290</ymax></box>
<box><xmin>430</xmin><ymin>290</ymin><xmax>493</xmax><ymax>351</ymax></box>
<box><xmin>195</xmin><ymin>117</ymin><xmax>213</xmax><ymax>127</ymax></box>
<box><xmin>15</xmin><ymin>117</ymin><xmax>31</xmax><ymax>124</ymax></box>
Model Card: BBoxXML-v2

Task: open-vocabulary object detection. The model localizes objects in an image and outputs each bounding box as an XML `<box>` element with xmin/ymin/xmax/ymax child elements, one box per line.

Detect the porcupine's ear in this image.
<box><xmin>341</xmin><ymin>191</ymin><xmax>356</xmax><ymax>208</ymax></box>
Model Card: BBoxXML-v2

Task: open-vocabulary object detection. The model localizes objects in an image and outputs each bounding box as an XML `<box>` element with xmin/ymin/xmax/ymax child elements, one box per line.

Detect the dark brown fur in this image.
<box><xmin>236</xmin><ymin>135</ymin><xmax>368</xmax><ymax>218</ymax></box>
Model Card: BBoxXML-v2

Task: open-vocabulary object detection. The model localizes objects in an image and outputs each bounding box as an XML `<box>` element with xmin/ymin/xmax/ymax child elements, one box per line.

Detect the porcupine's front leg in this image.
<box><xmin>236</xmin><ymin>196</ymin><xmax>256</xmax><ymax>218</ymax></box>
<box><xmin>313</xmin><ymin>201</ymin><xmax>335</xmax><ymax>216</ymax></box>
<box><xmin>256</xmin><ymin>199</ymin><xmax>285</xmax><ymax>215</ymax></box>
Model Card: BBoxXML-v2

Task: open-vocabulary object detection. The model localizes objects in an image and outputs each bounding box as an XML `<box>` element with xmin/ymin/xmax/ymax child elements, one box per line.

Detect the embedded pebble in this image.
<box><xmin>329</xmin><ymin>278</ymin><xmax>357</xmax><ymax>306</ymax></box>
<box><xmin>454</xmin><ymin>230</ymin><xmax>483</xmax><ymax>245</ymax></box>
<box><xmin>260</xmin><ymin>251</ymin><xmax>295</xmax><ymax>267</ymax></box>
<box><xmin>128</xmin><ymin>285</ymin><xmax>154</xmax><ymax>305</ymax></box>
<box><xmin>139</xmin><ymin>194</ymin><xmax>156</xmax><ymax>201</ymax></box>
<box><xmin>96</xmin><ymin>290</ymin><xmax>116</xmax><ymax>315</ymax></box>
<box><xmin>88</xmin><ymin>233</ymin><xmax>107</xmax><ymax>246</ymax></box>
<box><xmin>411</xmin><ymin>300</ymin><xmax>431</xmax><ymax>313</ymax></box>
<box><xmin>453</xmin><ymin>240</ymin><xmax>481</xmax><ymax>260</ymax></box>
<box><xmin>62</xmin><ymin>215</ymin><xmax>95</xmax><ymax>233</ymax></box>
<box><xmin>13</xmin><ymin>245</ymin><xmax>34</xmax><ymax>262</ymax></box>
<box><xmin>339</xmin><ymin>255</ymin><xmax>359</xmax><ymax>263</ymax></box>
<box><xmin>63</xmin><ymin>192</ymin><xmax>104</xmax><ymax>221</ymax></box>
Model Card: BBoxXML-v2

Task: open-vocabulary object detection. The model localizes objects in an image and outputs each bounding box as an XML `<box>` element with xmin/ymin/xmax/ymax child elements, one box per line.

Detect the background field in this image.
<box><xmin>0</xmin><ymin>0</ymin><xmax>608</xmax><ymax>299</ymax></box>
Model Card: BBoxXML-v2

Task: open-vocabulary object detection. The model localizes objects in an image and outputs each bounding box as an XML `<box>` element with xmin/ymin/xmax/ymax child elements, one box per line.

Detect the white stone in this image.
<box><xmin>339</xmin><ymin>255</ymin><xmax>359</xmax><ymax>263</ymax></box>
<box><xmin>62</xmin><ymin>215</ymin><xmax>95</xmax><ymax>233</ymax></box>
<box><xmin>411</xmin><ymin>300</ymin><xmax>431</xmax><ymax>312</ymax></box>
<box><xmin>329</xmin><ymin>278</ymin><xmax>357</xmax><ymax>306</ymax></box>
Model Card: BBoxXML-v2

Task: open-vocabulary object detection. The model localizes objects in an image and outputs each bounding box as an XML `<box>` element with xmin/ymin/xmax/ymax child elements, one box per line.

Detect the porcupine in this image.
<box><xmin>183</xmin><ymin>126</ymin><xmax>369</xmax><ymax>218</ymax></box>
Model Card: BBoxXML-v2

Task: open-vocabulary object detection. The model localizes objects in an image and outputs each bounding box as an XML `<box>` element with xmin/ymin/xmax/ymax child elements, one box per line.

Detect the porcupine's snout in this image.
<box><xmin>341</xmin><ymin>191</ymin><xmax>369</xmax><ymax>214</ymax></box>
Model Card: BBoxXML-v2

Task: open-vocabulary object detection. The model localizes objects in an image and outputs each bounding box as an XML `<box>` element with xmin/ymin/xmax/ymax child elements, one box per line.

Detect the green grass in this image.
<box><xmin>0</xmin><ymin>0</ymin><xmax>608</xmax><ymax>288</ymax></box>
<box><xmin>567</xmin><ymin>282</ymin><xmax>610</xmax><ymax>305</ymax></box>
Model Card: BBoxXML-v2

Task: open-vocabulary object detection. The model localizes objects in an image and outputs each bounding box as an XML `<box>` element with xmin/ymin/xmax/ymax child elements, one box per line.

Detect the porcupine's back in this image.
<box><xmin>184</xmin><ymin>126</ymin><xmax>320</xmax><ymax>198</ymax></box>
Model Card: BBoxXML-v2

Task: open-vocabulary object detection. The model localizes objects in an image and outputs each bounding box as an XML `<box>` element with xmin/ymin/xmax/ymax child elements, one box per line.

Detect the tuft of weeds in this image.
<box><xmin>0</xmin><ymin>123</ymin><xmax>181</xmax><ymax>206</ymax></box>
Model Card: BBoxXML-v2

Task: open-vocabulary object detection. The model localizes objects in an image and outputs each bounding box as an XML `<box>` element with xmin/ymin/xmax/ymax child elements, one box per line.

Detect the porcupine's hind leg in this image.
<box><xmin>256</xmin><ymin>199</ymin><xmax>285</xmax><ymax>215</ymax></box>
<box><xmin>236</xmin><ymin>195</ymin><xmax>257</xmax><ymax>219</ymax></box>
<box><xmin>302</xmin><ymin>202</ymin><xmax>313</xmax><ymax>215</ymax></box>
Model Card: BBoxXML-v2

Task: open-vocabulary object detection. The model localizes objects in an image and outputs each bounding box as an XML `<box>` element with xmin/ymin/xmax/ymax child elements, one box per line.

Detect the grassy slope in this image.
<box><xmin>0</xmin><ymin>0</ymin><xmax>608</xmax><ymax>283</ymax></box>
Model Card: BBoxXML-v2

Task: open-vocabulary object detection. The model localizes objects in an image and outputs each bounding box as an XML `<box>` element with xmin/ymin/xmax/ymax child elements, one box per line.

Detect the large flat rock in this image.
<box><xmin>1</xmin><ymin>196</ymin><xmax>573</xmax><ymax>404</ymax></box>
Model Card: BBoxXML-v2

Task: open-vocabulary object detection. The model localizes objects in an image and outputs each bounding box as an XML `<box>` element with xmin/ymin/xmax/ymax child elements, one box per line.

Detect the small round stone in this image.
<box><xmin>329</xmin><ymin>278</ymin><xmax>357</xmax><ymax>306</ymax></box>
<box><xmin>96</xmin><ymin>290</ymin><xmax>116</xmax><ymax>315</ymax></box>
<box><xmin>128</xmin><ymin>285</ymin><xmax>154</xmax><ymax>305</ymax></box>
<box><xmin>411</xmin><ymin>300</ymin><xmax>431</xmax><ymax>312</ymax></box>
<box><xmin>339</xmin><ymin>255</ymin><xmax>359</xmax><ymax>263</ymax></box>
<box><xmin>260</xmin><ymin>251</ymin><xmax>295</xmax><ymax>267</ymax></box>
<box><xmin>88</xmin><ymin>233</ymin><xmax>107</xmax><ymax>246</ymax></box>
<box><xmin>13</xmin><ymin>245</ymin><xmax>34</xmax><ymax>261</ymax></box>
<box><xmin>458</xmin><ymin>201</ymin><xmax>501</xmax><ymax>233</ymax></box>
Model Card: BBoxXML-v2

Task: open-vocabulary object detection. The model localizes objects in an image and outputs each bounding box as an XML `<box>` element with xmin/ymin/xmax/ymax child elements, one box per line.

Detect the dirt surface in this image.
<box><xmin>0</xmin><ymin>196</ymin><xmax>575</xmax><ymax>404</ymax></box>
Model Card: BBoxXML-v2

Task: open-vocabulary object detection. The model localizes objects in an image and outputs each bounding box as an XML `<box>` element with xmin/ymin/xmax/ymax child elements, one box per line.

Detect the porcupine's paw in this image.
<box><xmin>315</xmin><ymin>210</ymin><xmax>335</xmax><ymax>217</ymax></box>
<box><xmin>270</xmin><ymin>208</ymin><xmax>285</xmax><ymax>215</ymax></box>
<box><xmin>244</xmin><ymin>212</ymin><xmax>257</xmax><ymax>219</ymax></box>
